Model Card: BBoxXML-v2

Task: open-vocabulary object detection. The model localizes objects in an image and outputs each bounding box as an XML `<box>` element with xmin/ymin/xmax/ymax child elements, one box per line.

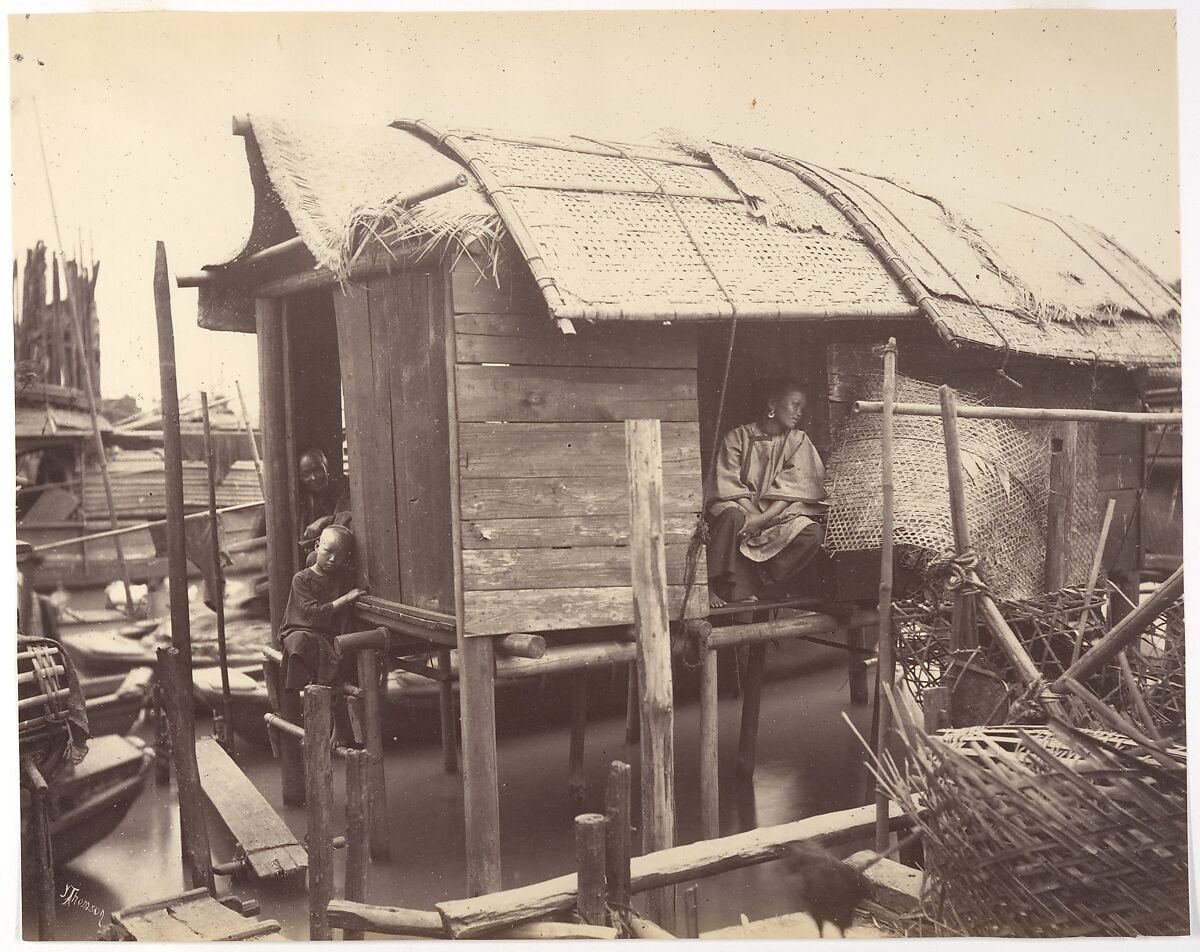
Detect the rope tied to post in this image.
<box><xmin>925</xmin><ymin>548</ymin><xmax>990</xmax><ymax>599</ymax></box>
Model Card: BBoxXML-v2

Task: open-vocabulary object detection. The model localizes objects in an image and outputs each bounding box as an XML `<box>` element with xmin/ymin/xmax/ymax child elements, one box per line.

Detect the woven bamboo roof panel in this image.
<box><xmin>199</xmin><ymin>115</ymin><xmax>1180</xmax><ymax>368</ymax></box>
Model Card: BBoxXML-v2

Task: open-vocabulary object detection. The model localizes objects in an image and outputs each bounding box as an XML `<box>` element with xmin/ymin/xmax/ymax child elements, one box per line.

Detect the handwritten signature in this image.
<box><xmin>60</xmin><ymin>884</ymin><xmax>107</xmax><ymax>926</ymax></box>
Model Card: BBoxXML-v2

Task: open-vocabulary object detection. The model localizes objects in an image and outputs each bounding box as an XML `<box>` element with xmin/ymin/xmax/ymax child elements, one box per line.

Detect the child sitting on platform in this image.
<box><xmin>279</xmin><ymin>524</ymin><xmax>365</xmax><ymax>695</ymax></box>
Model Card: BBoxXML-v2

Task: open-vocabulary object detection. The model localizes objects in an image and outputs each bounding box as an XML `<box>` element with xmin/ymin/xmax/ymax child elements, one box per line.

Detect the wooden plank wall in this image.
<box><xmin>451</xmin><ymin>256</ymin><xmax>707</xmax><ymax>636</ymax></box>
<box><xmin>333</xmin><ymin>272</ymin><xmax>455</xmax><ymax>612</ymax></box>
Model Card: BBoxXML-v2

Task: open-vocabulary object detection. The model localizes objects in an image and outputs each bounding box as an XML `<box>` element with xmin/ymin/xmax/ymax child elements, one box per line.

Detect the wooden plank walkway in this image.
<box><xmin>109</xmin><ymin>888</ymin><xmax>283</xmax><ymax>941</ymax></box>
<box><xmin>195</xmin><ymin>736</ymin><xmax>307</xmax><ymax>880</ymax></box>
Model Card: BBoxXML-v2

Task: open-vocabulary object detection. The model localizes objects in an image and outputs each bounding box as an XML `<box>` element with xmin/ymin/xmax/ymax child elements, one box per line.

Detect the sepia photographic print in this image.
<box><xmin>7</xmin><ymin>3</ymin><xmax>1192</xmax><ymax>942</ymax></box>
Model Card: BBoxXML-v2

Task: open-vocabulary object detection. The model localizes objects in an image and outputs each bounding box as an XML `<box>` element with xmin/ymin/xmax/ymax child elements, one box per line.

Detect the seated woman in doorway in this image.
<box><xmin>298</xmin><ymin>448</ymin><xmax>352</xmax><ymax>541</ymax></box>
<box><xmin>704</xmin><ymin>379</ymin><xmax>829</xmax><ymax>608</ymax></box>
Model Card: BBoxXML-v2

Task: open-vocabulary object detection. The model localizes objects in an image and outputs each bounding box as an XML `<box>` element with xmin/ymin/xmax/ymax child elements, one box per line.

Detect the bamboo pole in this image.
<box><xmin>304</xmin><ymin>685</ymin><xmax>334</xmax><ymax>941</ymax></box>
<box><xmin>153</xmin><ymin>683</ymin><xmax>171</xmax><ymax>786</ymax></box>
<box><xmin>1117</xmin><ymin>651</ymin><xmax>1162</xmax><ymax>742</ymax></box>
<box><xmin>326</xmin><ymin>902</ymin><xmax>446</xmax><ymax>938</ymax></box>
<box><xmin>1057</xmin><ymin>679</ymin><xmax>1177</xmax><ymax>768</ymax></box>
<box><xmin>874</xmin><ymin>338</ymin><xmax>897</xmax><ymax>853</ymax></box>
<box><xmin>604</xmin><ymin>762</ymin><xmax>633</xmax><ymax>915</ymax></box>
<box><xmin>435</xmin><ymin>801</ymin><xmax>912</xmax><ymax>938</ymax></box>
<box><xmin>697</xmin><ymin>622</ymin><xmax>720</xmax><ymax>840</ymax></box>
<box><xmin>356</xmin><ymin>649</ymin><xmax>390</xmax><ymax>860</ymax></box>
<box><xmin>200</xmin><ymin>392</ymin><xmax>234</xmax><ymax>756</ymax></box>
<box><xmin>1045</xmin><ymin>421</ymin><xmax>1078</xmax><ymax>591</ymax></box>
<box><xmin>682</xmin><ymin>885</ymin><xmax>700</xmax><ymax>939</ymax></box>
<box><xmin>343</xmin><ymin>748</ymin><xmax>370</xmax><ymax>940</ymax></box>
<box><xmin>625</xmin><ymin>419</ymin><xmax>676</xmax><ymax>928</ymax></box>
<box><xmin>569</xmin><ymin>671</ymin><xmax>588</xmax><ymax>812</ymax></box>
<box><xmin>1070</xmin><ymin>498</ymin><xmax>1117</xmax><ymax>667</ymax></box>
<box><xmin>154</xmin><ymin>244</ymin><xmax>195</xmax><ymax>695</ymax></box>
<box><xmin>234</xmin><ymin>380</ymin><xmax>265</xmax><ymax>498</ymax></box>
<box><xmin>157</xmin><ymin>646</ymin><xmax>214</xmax><ymax>892</ymax></box>
<box><xmin>437</xmin><ymin>649</ymin><xmax>459</xmax><ymax>774</ymax></box>
<box><xmin>853</xmin><ymin>401</ymin><xmax>1181</xmax><ymax>425</ymax></box>
<box><xmin>939</xmin><ymin>386</ymin><xmax>976</xmax><ymax>651</ymax></box>
<box><xmin>575</xmin><ymin>814</ymin><xmax>608</xmax><ymax>927</ymax></box>
<box><xmin>30</xmin><ymin>500</ymin><xmax>264</xmax><ymax>553</ymax></box>
<box><xmin>1055</xmin><ymin>565</ymin><xmax>1184</xmax><ymax>688</ymax></box>
<box><xmin>22</xmin><ymin>758</ymin><xmax>55</xmax><ymax>940</ymax></box>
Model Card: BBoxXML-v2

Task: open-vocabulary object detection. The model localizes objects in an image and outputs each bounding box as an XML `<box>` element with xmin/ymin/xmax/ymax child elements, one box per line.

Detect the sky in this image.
<box><xmin>5</xmin><ymin>6</ymin><xmax>1188</xmax><ymax>420</ymax></box>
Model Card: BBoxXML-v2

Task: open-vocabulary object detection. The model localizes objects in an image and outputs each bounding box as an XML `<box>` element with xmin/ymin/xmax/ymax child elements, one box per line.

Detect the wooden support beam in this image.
<box><xmin>628</xmin><ymin>913</ymin><xmax>677</xmax><ymax>939</ymax></box>
<box><xmin>845</xmin><ymin>621</ymin><xmax>870</xmax><ymax>704</ymax></box>
<box><xmin>625</xmin><ymin>419</ymin><xmax>676</xmax><ymax>928</ymax></box>
<box><xmin>569</xmin><ymin>671</ymin><xmax>588</xmax><ymax>812</ymax></box>
<box><xmin>22</xmin><ymin>758</ymin><xmax>55</xmax><ymax>940</ymax></box>
<box><xmin>1045</xmin><ymin>421</ymin><xmax>1078</xmax><ymax>591</ymax></box>
<box><xmin>604</xmin><ymin>762</ymin><xmax>632</xmax><ymax>914</ymax></box>
<box><xmin>922</xmin><ymin>686</ymin><xmax>951</xmax><ymax>732</ymax></box>
<box><xmin>200</xmin><ymin>392</ymin><xmax>234</xmax><ymax>756</ymax></box>
<box><xmin>258</xmin><ymin>296</ymin><xmax>304</xmax><ymax>807</ymax></box>
<box><xmin>326</xmin><ymin>901</ymin><xmax>446</xmax><ymax>938</ymax></box>
<box><xmin>682</xmin><ymin>885</ymin><xmax>700</xmax><ymax>939</ymax></box>
<box><xmin>157</xmin><ymin>646</ymin><xmax>214</xmax><ymax>892</ymax></box>
<box><xmin>343</xmin><ymin>749</ymin><xmax>370</xmax><ymax>940</ymax></box>
<box><xmin>575</xmin><ymin>814</ymin><xmax>608</xmax><ymax>927</ymax></box>
<box><xmin>153</xmin><ymin>683</ymin><xmax>171</xmax><ymax>786</ymax></box>
<box><xmin>1055</xmin><ymin>564</ymin><xmax>1184</xmax><ymax>688</ymax></box>
<box><xmin>705</xmin><ymin>609</ymin><xmax>873</xmax><ymax>649</ymax></box>
<box><xmin>875</xmin><ymin>338</ymin><xmax>897</xmax><ymax>853</ymax></box>
<box><xmin>435</xmin><ymin>802</ymin><xmax>913</xmax><ymax>938</ymax></box>
<box><xmin>437</xmin><ymin>649</ymin><xmax>460</xmax><ymax>774</ymax></box>
<box><xmin>304</xmin><ymin>685</ymin><xmax>334</xmax><ymax>941</ymax></box>
<box><xmin>853</xmin><ymin>401</ymin><xmax>1182</xmax><ymax>425</ymax></box>
<box><xmin>356</xmin><ymin>649</ymin><xmax>390</xmax><ymax>860</ymax></box>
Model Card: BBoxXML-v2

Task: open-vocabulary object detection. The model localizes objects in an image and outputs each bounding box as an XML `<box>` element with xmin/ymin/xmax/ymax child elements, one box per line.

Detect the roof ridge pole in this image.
<box><xmin>394</xmin><ymin>119</ymin><xmax>576</xmax><ymax>334</ymax></box>
<box><xmin>741</xmin><ymin>146</ymin><xmax>959</xmax><ymax>350</ymax></box>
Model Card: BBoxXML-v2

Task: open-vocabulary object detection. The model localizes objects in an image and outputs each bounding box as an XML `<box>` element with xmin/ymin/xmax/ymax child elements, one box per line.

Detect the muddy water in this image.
<box><xmin>44</xmin><ymin>643</ymin><xmax>876</xmax><ymax>940</ymax></box>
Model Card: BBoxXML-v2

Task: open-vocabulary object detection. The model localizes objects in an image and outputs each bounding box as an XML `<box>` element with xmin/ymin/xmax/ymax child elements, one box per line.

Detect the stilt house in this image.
<box><xmin>184</xmin><ymin>115</ymin><xmax>1181</xmax><ymax>888</ymax></box>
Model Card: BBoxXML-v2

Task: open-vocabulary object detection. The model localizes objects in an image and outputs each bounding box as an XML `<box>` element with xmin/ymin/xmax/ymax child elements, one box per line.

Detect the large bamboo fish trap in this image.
<box><xmin>17</xmin><ymin>635</ymin><xmax>89</xmax><ymax>781</ymax></box>
<box><xmin>875</xmin><ymin>715</ymin><xmax>1189</xmax><ymax>937</ymax></box>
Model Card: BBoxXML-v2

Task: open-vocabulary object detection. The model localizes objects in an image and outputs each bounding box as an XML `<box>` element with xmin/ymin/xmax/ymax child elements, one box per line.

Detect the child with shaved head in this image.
<box><xmin>279</xmin><ymin>524</ymin><xmax>365</xmax><ymax>696</ymax></box>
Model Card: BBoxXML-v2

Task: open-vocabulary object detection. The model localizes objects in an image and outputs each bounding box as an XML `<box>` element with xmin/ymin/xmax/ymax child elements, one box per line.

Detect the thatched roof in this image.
<box><xmin>199</xmin><ymin>115</ymin><xmax>1180</xmax><ymax>368</ymax></box>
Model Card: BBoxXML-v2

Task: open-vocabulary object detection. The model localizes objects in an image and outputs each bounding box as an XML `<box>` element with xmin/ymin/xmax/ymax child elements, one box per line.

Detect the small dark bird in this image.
<box><xmin>781</xmin><ymin>842</ymin><xmax>870</xmax><ymax>937</ymax></box>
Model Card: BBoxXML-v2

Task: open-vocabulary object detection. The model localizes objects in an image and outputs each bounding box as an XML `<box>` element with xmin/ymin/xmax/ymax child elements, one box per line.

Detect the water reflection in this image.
<box><xmin>39</xmin><ymin>642</ymin><xmax>874</xmax><ymax>939</ymax></box>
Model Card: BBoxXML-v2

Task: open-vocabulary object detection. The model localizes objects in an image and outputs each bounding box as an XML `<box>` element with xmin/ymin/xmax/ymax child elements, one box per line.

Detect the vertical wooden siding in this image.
<box><xmin>451</xmin><ymin>257</ymin><xmax>707</xmax><ymax>635</ymax></box>
<box><xmin>333</xmin><ymin>271</ymin><xmax>454</xmax><ymax>611</ymax></box>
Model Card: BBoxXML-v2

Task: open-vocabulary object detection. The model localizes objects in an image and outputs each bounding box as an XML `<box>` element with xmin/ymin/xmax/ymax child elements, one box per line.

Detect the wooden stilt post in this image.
<box><xmin>356</xmin><ymin>648</ymin><xmax>390</xmax><ymax>860</ymax></box>
<box><xmin>257</xmin><ymin>297</ymin><xmax>305</xmax><ymax>806</ymax></box>
<box><xmin>846</xmin><ymin>620</ymin><xmax>870</xmax><ymax>705</ymax></box>
<box><xmin>153</xmin><ymin>683</ymin><xmax>171</xmax><ymax>786</ymax></box>
<box><xmin>437</xmin><ymin>649</ymin><xmax>459</xmax><ymax>774</ymax></box>
<box><xmin>157</xmin><ymin>646</ymin><xmax>214</xmax><ymax>892</ymax></box>
<box><xmin>343</xmin><ymin>748</ymin><xmax>370</xmax><ymax>940</ymax></box>
<box><xmin>604</xmin><ymin>761</ymin><xmax>632</xmax><ymax>917</ymax></box>
<box><xmin>624</xmin><ymin>664</ymin><xmax>640</xmax><ymax>744</ymax></box>
<box><xmin>874</xmin><ymin>338</ymin><xmax>897</xmax><ymax>854</ymax></box>
<box><xmin>697</xmin><ymin>622</ymin><xmax>720</xmax><ymax>840</ymax></box>
<box><xmin>200</xmin><ymin>391</ymin><xmax>233</xmax><ymax>756</ymax></box>
<box><xmin>736</xmin><ymin>642</ymin><xmax>767</xmax><ymax>780</ymax></box>
<box><xmin>625</xmin><ymin>419</ymin><xmax>676</xmax><ymax>928</ymax></box>
<box><xmin>683</xmin><ymin>885</ymin><xmax>700</xmax><ymax>938</ymax></box>
<box><xmin>575</xmin><ymin>814</ymin><xmax>608</xmax><ymax>927</ymax></box>
<box><xmin>569</xmin><ymin>671</ymin><xmax>588</xmax><ymax>812</ymax></box>
<box><xmin>922</xmin><ymin>686</ymin><xmax>951</xmax><ymax>732</ymax></box>
<box><xmin>22</xmin><ymin>759</ymin><xmax>55</xmax><ymax>940</ymax></box>
<box><xmin>304</xmin><ymin>685</ymin><xmax>334</xmax><ymax>941</ymax></box>
<box><xmin>1045</xmin><ymin>421</ymin><xmax>1078</xmax><ymax>591</ymax></box>
<box><xmin>154</xmin><ymin>244</ymin><xmax>193</xmax><ymax>692</ymax></box>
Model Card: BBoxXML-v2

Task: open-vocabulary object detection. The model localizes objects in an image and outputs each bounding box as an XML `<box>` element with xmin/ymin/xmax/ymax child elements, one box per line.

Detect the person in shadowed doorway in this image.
<box><xmin>297</xmin><ymin>448</ymin><xmax>352</xmax><ymax>547</ymax></box>
<box><xmin>704</xmin><ymin>379</ymin><xmax>829</xmax><ymax>609</ymax></box>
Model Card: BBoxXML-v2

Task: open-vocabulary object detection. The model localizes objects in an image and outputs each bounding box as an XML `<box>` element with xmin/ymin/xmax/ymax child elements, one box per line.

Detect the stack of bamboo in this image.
<box><xmin>13</xmin><ymin>242</ymin><xmax>101</xmax><ymax>397</ymax></box>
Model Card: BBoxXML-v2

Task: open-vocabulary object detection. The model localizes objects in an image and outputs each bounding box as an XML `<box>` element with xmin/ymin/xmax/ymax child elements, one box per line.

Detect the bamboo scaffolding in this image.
<box><xmin>875</xmin><ymin>338</ymin><xmax>898</xmax><ymax>853</ymax></box>
<box><xmin>201</xmin><ymin>392</ymin><xmax>234</xmax><ymax>756</ymax></box>
<box><xmin>30</xmin><ymin>501</ymin><xmax>264</xmax><ymax>552</ymax></box>
<box><xmin>854</xmin><ymin>401</ymin><xmax>1182</xmax><ymax>425</ymax></box>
